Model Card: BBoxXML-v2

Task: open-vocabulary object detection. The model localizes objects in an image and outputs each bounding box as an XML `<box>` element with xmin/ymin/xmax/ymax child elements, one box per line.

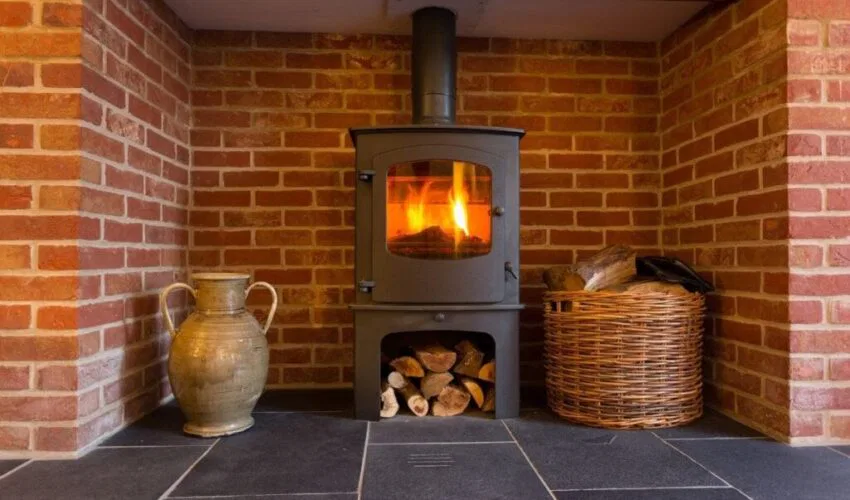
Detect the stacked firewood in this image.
<box><xmin>542</xmin><ymin>244</ymin><xmax>689</xmax><ymax>294</ymax></box>
<box><xmin>380</xmin><ymin>341</ymin><xmax>495</xmax><ymax>418</ymax></box>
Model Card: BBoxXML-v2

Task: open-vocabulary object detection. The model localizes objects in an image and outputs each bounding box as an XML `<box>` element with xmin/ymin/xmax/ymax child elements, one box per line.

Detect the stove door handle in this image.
<box><xmin>504</xmin><ymin>262</ymin><xmax>518</xmax><ymax>280</ymax></box>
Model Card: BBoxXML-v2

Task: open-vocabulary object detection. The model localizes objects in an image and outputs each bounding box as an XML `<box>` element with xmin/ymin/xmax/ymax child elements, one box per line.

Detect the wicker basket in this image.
<box><xmin>543</xmin><ymin>290</ymin><xmax>705</xmax><ymax>429</ymax></box>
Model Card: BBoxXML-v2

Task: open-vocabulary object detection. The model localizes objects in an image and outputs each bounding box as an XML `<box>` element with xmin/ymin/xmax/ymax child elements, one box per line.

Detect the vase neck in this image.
<box><xmin>195</xmin><ymin>278</ymin><xmax>247</xmax><ymax>313</ymax></box>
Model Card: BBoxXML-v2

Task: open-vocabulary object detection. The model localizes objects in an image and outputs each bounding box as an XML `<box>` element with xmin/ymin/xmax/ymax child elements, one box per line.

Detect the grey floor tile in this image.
<box><xmin>0</xmin><ymin>460</ymin><xmax>26</xmax><ymax>477</ymax></box>
<box><xmin>673</xmin><ymin>439</ymin><xmax>850</xmax><ymax>500</ymax></box>
<box><xmin>831</xmin><ymin>446</ymin><xmax>850</xmax><ymax>458</ymax></box>
<box><xmin>505</xmin><ymin>411</ymin><xmax>724</xmax><ymax>490</ymax></box>
<box><xmin>0</xmin><ymin>447</ymin><xmax>205</xmax><ymax>500</ymax></box>
<box><xmin>253</xmin><ymin>389</ymin><xmax>353</xmax><ymax>413</ymax></box>
<box><xmin>171</xmin><ymin>413</ymin><xmax>366</xmax><ymax>497</ymax></box>
<box><xmin>654</xmin><ymin>411</ymin><xmax>763</xmax><ymax>440</ymax></box>
<box><xmin>101</xmin><ymin>402</ymin><xmax>207</xmax><ymax>447</ymax></box>
<box><xmin>361</xmin><ymin>443</ymin><xmax>551</xmax><ymax>500</ymax></box>
<box><xmin>370</xmin><ymin>414</ymin><xmax>511</xmax><ymax>443</ymax></box>
<box><xmin>171</xmin><ymin>495</ymin><xmax>356</xmax><ymax>499</ymax></box>
<box><xmin>555</xmin><ymin>488</ymin><xmax>746</xmax><ymax>499</ymax></box>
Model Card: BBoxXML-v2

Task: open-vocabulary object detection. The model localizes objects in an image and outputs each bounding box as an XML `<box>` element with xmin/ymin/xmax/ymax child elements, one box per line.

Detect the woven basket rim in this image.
<box><xmin>544</xmin><ymin>289</ymin><xmax>702</xmax><ymax>299</ymax></box>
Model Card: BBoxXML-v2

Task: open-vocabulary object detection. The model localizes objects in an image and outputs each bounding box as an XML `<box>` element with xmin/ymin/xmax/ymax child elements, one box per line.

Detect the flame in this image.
<box><xmin>405</xmin><ymin>181</ymin><xmax>429</xmax><ymax>234</ymax></box>
<box><xmin>449</xmin><ymin>163</ymin><xmax>469</xmax><ymax>248</ymax></box>
<box><xmin>388</xmin><ymin>160</ymin><xmax>490</xmax><ymax>256</ymax></box>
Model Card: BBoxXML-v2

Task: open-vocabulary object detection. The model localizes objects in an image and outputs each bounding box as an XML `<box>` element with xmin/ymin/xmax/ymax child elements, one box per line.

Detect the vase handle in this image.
<box><xmin>159</xmin><ymin>282</ymin><xmax>197</xmax><ymax>338</ymax></box>
<box><xmin>246</xmin><ymin>281</ymin><xmax>278</xmax><ymax>334</ymax></box>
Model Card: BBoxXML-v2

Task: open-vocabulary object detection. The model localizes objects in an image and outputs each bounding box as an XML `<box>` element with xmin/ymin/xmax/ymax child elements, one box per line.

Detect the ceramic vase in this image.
<box><xmin>160</xmin><ymin>273</ymin><xmax>277</xmax><ymax>437</ymax></box>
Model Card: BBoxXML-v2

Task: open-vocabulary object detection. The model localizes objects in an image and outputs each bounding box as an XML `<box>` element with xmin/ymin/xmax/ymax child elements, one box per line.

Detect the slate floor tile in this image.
<box><xmin>554</xmin><ymin>488</ymin><xmax>746</xmax><ymax>499</ymax></box>
<box><xmin>253</xmin><ymin>389</ymin><xmax>353</xmax><ymax>413</ymax></box>
<box><xmin>171</xmin><ymin>495</ymin><xmax>356</xmax><ymax>499</ymax></box>
<box><xmin>361</xmin><ymin>443</ymin><xmax>551</xmax><ymax>500</ymax></box>
<box><xmin>370</xmin><ymin>414</ymin><xmax>511</xmax><ymax>443</ymax></box>
<box><xmin>831</xmin><ymin>446</ymin><xmax>850</xmax><ymax>458</ymax></box>
<box><xmin>654</xmin><ymin>411</ymin><xmax>763</xmax><ymax>440</ymax></box>
<box><xmin>0</xmin><ymin>460</ymin><xmax>26</xmax><ymax>477</ymax></box>
<box><xmin>673</xmin><ymin>438</ymin><xmax>850</xmax><ymax>500</ymax></box>
<box><xmin>0</xmin><ymin>447</ymin><xmax>205</xmax><ymax>500</ymax></box>
<box><xmin>171</xmin><ymin>413</ymin><xmax>366</xmax><ymax>497</ymax></box>
<box><xmin>101</xmin><ymin>402</ymin><xmax>207</xmax><ymax>447</ymax></box>
<box><xmin>505</xmin><ymin>411</ymin><xmax>725</xmax><ymax>490</ymax></box>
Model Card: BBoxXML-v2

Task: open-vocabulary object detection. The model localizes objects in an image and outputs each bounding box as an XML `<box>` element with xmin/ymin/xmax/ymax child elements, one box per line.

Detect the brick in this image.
<box><xmin>42</xmin><ymin>63</ymin><xmax>82</xmax><ymax>88</ymax></box>
<box><xmin>285</xmin><ymin>131</ymin><xmax>340</xmax><ymax>148</ymax></box>
<box><xmin>0</xmin><ymin>62</ymin><xmax>34</xmax><ymax>86</ymax></box>
<box><xmin>0</xmin><ymin>2</ymin><xmax>31</xmax><ymax>26</ymax></box>
<box><xmin>0</xmin><ymin>92</ymin><xmax>80</xmax><ymax>119</ymax></box>
<box><xmin>549</xmin><ymin>78</ymin><xmax>602</xmax><ymax>94</ymax></box>
<box><xmin>518</xmin><ymin>96</ymin><xmax>576</xmax><ymax>114</ymax></box>
<box><xmin>0</xmin><ymin>215</ymin><xmax>99</xmax><ymax>241</ymax></box>
<box><xmin>1</xmin><ymin>31</ymin><xmax>81</xmax><ymax>57</ymax></box>
<box><xmin>792</xmin><ymin>387</ymin><xmax>850</xmax><ymax>411</ymax></box>
<box><xmin>490</xmin><ymin>75</ymin><xmax>546</xmax><ymax>92</ymax></box>
<box><xmin>286</xmin><ymin>53</ymin><xmax>342</xmax><ymax>69</ymax></box>
<box><xmin>345</xmin><ymin>93</ymin><xmax>400</xmax><ymax>110</ymax></box>
<box><xmin>606</xmin><ymin>79</ymin><xmax>657</xmax><ymax>95</ymax></box>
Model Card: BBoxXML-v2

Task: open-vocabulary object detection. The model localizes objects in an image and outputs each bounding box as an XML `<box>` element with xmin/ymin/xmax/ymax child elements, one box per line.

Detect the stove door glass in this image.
<box><xmin>386</xmin><ymin>160</ymin><xmax>492</xmax><ymax>259</ymax></box>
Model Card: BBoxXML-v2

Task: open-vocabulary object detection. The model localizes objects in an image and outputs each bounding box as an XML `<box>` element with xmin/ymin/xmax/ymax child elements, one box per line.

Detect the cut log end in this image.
<box><xmin>477</xmin><ymin>360</ymin><xmax>495</xmax><ymax>383</ymax></box>
<box><xmin>453</xmin><ymin>340</ymin><xmax>484</xmax><ymax>378</ymax></box>
<box><xmin>433</xmin><ymin>384</ymin><xmax>471</xmax><ymax>417</ymax></box>
<box><xmin>414</xmin><ymin>344</ymin><xmax>457</xmax><ymax>373</ymax></box>
<box><xmin>421</xmin><ymin>371</ymin><xmax>454</xmax><ymax>399</ymax></box>
<box><xmin>387</xmin><ymin>371</ymin><xmax>407</xmax><ymax>390</ymax></box>
<box><xmin>482</xmin><ymin>387</ymin><xmax>495</xmax><ymax>413</ymax></box>
<box><xmin>460</xmin><ymin>377</ymin><xmax>485</xmax><ymax>408</ymax></box>
<box><xmin>395</xmin><ymin>374</ymin><xmax>429</xmax><ymax>417</ymax></box>
<box><xmin>380</xmin><ymin>382</ymin><xmax>399</xmax><ymax>418</ymax></box>
<box><xmin>389</xmin><ymin>356</ymin><xmax>425</xmax><ymax>378</ymax></box>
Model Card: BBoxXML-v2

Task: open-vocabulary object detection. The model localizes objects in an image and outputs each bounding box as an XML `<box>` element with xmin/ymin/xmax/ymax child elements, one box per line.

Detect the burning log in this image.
<box><xmin>414</xmin><ymin>344</ymin><xmax>457</xmax><ymax>373</ymax></box>
<box><xmin>478</xmin><ymin>360</ymin><xmax>495</xmax><ymax>383</ymax></box>
<box><xmin>387</xmin><ymin>226</ymin><xmax>489</xmax><ymax>259</ymax></box>
<box><xmin>453</xmin><ymin>340</ymin><xmax>484</xmax><ymax>378</ymax></box>
<box><xmin>389</xmin><ymin>356</ymin><xmax>425</xmax><ymax>378</ymax></box>
<box><xmin>432</xmin><ymin>384</ymin><xmax>471</xmax><ymax>417</ymax></box>
<box><xmin>421</xmin><ymin>371</ymin><xmax>454</xmax><ymax>399</ymax></box>
<box><xmin>460</xmin><ymin>377</ymin><xmax>484</xmax><ymax>408</ymax></box>
<box><xmin>380</xmin><ymin>382</ymin><xmax>399</xmax><ymax>418</ymax></box>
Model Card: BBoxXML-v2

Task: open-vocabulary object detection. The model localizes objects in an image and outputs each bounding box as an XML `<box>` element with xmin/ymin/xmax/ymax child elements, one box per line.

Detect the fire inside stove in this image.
<box><xmin>387</xmin><ymin>160</ymin><xmax>492</xmax><ymax>259</ymax></box>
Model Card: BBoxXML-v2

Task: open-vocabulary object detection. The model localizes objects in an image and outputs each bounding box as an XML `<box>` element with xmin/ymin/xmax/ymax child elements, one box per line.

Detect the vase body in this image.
<box><xmin>160</xmin><ymin>273</ymin><xmax>277</xmax><ymax>437</ymax></box>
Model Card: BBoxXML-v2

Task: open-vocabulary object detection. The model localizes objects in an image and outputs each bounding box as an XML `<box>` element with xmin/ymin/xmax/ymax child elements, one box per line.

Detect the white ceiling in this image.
<box><xmin>164</xmin><ymin>0</ymin><xmax>709</xmax><ymax>42</ymax></box>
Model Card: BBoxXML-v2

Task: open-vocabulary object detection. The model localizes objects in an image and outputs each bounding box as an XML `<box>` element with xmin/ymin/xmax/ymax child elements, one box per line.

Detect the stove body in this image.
<box><xmin>349</xmin><ymin>7</ymin><xmax>524</xmax><ymax>420</ymax></box>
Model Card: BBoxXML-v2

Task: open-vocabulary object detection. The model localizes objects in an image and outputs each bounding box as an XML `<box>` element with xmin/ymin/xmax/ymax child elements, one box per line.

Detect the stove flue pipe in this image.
<box><xmin>411</xmin><ymin>7</ymin><xmax>457</xmax><ymax>125</ymax></box>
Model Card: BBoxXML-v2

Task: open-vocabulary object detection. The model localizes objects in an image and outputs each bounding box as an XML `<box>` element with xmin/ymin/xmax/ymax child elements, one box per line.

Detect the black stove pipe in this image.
<box><xmin>411</xmin><ymin>7</ymin><xmax>456</xmax><ymax>125</ymax></box>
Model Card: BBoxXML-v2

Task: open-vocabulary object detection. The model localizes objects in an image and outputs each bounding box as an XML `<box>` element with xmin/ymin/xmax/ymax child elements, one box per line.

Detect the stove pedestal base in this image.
<box><xmin>351</xmin><ymin>304</ymin><xmax>522</xmax><ymax>421</ymax></box>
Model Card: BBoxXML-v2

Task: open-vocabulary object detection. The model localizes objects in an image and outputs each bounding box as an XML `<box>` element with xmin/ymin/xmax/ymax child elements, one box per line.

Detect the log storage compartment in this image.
<box><xmin>379</xmin><ymin>333</ymin><xmax>496</xmax><ymax>417</ymax></box>
<box><xmin>349</xmin><ymin>7</ymin><xmax>523</xmax><ymax>421</ymax></box>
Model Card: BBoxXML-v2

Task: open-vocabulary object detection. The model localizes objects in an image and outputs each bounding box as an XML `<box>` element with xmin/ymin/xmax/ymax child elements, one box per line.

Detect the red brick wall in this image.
<box><xmin>658</xmin><ymin>0</ymin><xmax>791</xmax><ymax>440</ymax></box>
<box><xmin>786</xmin><ymin>0</ymin><xmax>850</xmax><ymax>444</ymax></box>
<box><xmin>0</xmin><ymin>0</ymin><xmax>190</xmax><ymax>455</ymax></box>
<box><xmin>188</xmin><ymin>32</ymin><xmax>661</xmax><ymax>388</ymax></box>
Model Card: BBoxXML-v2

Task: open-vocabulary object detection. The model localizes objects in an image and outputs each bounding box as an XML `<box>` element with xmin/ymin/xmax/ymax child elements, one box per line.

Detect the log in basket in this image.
<box><xmin>543</xmin><ymin>290</ymin><xmax>705</xmax><ymax>429</ymax></box>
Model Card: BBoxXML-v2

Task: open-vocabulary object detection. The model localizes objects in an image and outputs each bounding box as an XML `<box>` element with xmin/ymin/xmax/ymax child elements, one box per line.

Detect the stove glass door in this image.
<box><xmin>386</xmin><ymin>160</ymin><xmax>492</xmax><ymax>260</ymax></box>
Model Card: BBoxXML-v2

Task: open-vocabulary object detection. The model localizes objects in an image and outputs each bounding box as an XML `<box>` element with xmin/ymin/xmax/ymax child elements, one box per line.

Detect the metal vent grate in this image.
<box><xmin>407</xmin><ymin>452</ymin><xmax>455</xmax><ymax>468</ymax></box>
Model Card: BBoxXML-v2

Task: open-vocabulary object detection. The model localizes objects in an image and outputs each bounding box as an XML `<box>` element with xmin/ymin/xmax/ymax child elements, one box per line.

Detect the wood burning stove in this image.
<box><xmin>349</xmin><ymin>7</ymin><xmax>524</xmax><ymax>420</ymax></box>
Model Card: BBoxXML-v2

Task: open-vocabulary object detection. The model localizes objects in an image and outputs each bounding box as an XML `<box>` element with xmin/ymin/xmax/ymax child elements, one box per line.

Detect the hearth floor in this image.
<box><xmin>2</xmin><ymin>390</ymin><xmax>849</xmax><ymax>500</ymax></box>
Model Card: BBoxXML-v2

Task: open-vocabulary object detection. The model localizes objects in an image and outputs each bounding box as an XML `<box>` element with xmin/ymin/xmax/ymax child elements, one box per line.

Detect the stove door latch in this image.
<box><xmin>357</xmin><ymin>170</ymin><xmax>375</xmax><ymax>182</ymax></box>
<box><xmin>358</xmin><ymin>280</ymin><xmax>375</xmax><ymax>293</ymax></box>
<box><xmin>504</xmin><ymin>262</ymin><xmax>518</xmax><ymax>280</ymax></box>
